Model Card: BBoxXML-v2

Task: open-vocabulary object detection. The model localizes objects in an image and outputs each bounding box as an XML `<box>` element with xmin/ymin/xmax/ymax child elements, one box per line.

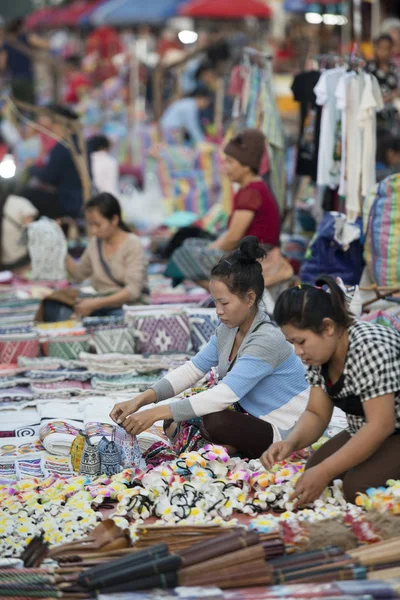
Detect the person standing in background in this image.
<box><xmin>3</xmin><ymin>17</ymin><xmax>49</xmax><ymax>104</ymax></box>
<box><xmin>88</xmin><ymin>135</ymin><xmax>119</xmax><ymax>198</ymax></box>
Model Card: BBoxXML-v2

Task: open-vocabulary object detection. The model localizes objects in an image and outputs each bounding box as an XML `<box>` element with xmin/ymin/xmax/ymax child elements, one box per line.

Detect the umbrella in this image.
<box><xmin>179</xmin><ymin>0</ymin><xmax>272</xmax><ymax>19</ymax></box>
<box><xmin>25</xmin><ymin>6</ymin><xmax>59</xmax><ymax>29</ymax></box>
<box><xmin>45</xmin><ymin>0</ymin><xmax>108</xmax><ymax>28</ymax></box>
<box><xmin>89</xmin><ymin>0</ymin><xmax>186</xmax><ymax>26</ymax></box>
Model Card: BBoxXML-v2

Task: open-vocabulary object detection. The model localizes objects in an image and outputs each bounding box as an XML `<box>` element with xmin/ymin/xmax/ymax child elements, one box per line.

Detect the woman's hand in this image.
<box><xmin>122</xmin><ymin>408</ymin><xmax>159</xmax><ymax>436</ymax></box>
<box><xmin>110</xmin><ymin>396</ymin><xmax>145</xmax><ymax>425</ymax></box>
<box><xmin>74</xmin><ymin>298</ymin><xmax>99</xmax><ymax>317</ymax></box>
<box><xmin>290</xmin><ymin>465</ymin><xmax>331</xmax><ymax>508</ymax></box>
<box><xmin>260</xmin><ymin>441</ymin><xmax>295</xmax><ymax>470</ymax></box>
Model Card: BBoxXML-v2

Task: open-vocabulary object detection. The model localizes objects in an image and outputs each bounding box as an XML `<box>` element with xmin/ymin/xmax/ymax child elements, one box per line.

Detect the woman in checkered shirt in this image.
<box><xmin>261</xmin><ymin>275</ymin><xmax>400</xmax><ymax>505</ymax></box>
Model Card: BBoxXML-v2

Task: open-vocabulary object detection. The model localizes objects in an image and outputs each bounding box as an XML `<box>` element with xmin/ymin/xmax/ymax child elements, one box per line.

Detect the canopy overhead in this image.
<box><xmin>43</xmin><ymin>0</ymin><xmax>108</xmax><ymax>28</ymax></box>
<box><xmin>179</xmin><ymin>0</ymin><xmax>272</xmax><ymax>19</ymax></box>
<box><xmin>89</xmin><ymin>0</ymin><xmax>186</xmax><ymax>26</ymax></box>
<box><xmin>25</xmin><ymin>6</ymin><xmax>59</xmax><ymax>29</ymax></box>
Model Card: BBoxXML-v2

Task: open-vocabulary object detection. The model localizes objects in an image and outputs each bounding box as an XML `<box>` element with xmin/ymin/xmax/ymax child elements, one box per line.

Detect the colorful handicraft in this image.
<box><xmin>132</xmin><ymin>312</ymin><xmax>191</xmax><ymax>354</ymax></box>
<box><xmin>70</xmin><ymin>431</ymin><xmax>86</xmax><ymax>472</ymax></box>
<box><xmin>79</xmin><ymin>436</ymin><xmax>101</xmax><ymax>477</ymax></box>
<box><xmin>114</xmin><ymin>426</ymin><xmax>142</xmax><ymax>469</ymax></box>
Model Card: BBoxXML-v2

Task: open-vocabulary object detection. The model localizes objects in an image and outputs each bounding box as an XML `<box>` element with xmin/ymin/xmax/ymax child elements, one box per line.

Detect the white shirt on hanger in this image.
<box><xmin>358</xmin><ymin>73</ymin><xmax>384</xmax><ymax>198</ymax></box>
<box><xmin>335</xmin><ymin>71</ymin><xmax>356</xmax><ymax>200</ymax></box>
<box><xmin>314</xmin><ymin>67</ymin><xmax>346</xmax><ymax>189</ymax></box>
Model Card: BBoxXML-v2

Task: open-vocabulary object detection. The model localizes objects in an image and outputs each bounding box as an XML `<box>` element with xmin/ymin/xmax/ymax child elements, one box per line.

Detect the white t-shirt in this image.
<box><xmin>91</xmin><ymin>150</ymin><xmax>120</xmax><ymax>198</ymax></box>
<box><xmin>335</xmin><ymin>71</ymin><xmax>356</xmax><ymax>202</ymax></box>
<box><xmin>315</xmin><ymin>67</ymin><xmax>346</xmax><ymax>189</ymax></box>
<box><xmin>358</xmin><ymin>73</ymin><xmax>384</xmax><ymax>197</ymax></box>
<box><xmin>2</xmin><ymin>195</ymin><xmax>38</xmax><ymax>265</ymax></box>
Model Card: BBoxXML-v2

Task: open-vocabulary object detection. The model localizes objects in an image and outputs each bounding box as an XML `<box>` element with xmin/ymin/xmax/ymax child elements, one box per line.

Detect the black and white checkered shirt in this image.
<box><xmin>306</xmin><ymin>320</ymin><xmax>400</xmax><ymax>434</ymax></box>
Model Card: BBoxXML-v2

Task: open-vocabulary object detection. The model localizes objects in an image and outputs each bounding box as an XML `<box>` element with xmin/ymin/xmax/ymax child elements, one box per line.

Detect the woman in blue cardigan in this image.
<box><xmin>110</xmin><ymin>237</ymin><xmax>309</xmax><ymax>459</ymax></box>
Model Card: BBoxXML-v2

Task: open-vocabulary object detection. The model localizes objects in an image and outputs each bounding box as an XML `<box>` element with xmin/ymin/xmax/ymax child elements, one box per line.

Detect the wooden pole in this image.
<box><xmin>8</xmin><ymin>97</ymin><xmax>91</xmax><ymax>203</ymax></box>
<box><xmin>214</xmin><ymin>77</ymin><xmax>224</xmax><ymax>140</ymax></box>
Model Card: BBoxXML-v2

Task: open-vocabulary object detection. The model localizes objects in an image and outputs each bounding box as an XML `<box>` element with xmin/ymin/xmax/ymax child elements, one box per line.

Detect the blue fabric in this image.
<box><xmin>4</xmin><ymin>34</ymin><xmax>33</xmax><ymax>78</ymax></box>
<box><xmin>192</xmin><ymin>335</ymin><xmax>219</xmax><ymax>373</ymax></box>
<box><xmin>300</xmin><ymin>213</ymin><xmax>364</xmax><ymax>286</ymax></box>
<box><xmin>192</xmin><ymin>334</ymin><xmax>308</xmax><ymax>420</ymax></box>
<box><xmin>90</xmin><ymin>0</ymin><xmax>186</xmax><ymax>25</ymax></box>
<box><xmin>227</xmin><ymin>354</ymin><xmax>308</xmax><ymax>418</ymax></box>
<box><xmin>160</xmin><ymin>98</ymin><xmax>204</xmax><ymax>143</ymax></box>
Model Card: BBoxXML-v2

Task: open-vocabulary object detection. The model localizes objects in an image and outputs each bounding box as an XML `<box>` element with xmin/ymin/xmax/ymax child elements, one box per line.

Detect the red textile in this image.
<box><xmin>229</xmin><ymin>181</ymin><xmax>280</xmax><ymax>246</ymax></box>
<box><xmin>180</xmin><ymin>0</ymin><xmax>272</xmax><ymax>19</ymax></box>
<box><xmin>64</xmin><ymin>73</ymin><xmax>91</xmax><ymax>104</ymax></box>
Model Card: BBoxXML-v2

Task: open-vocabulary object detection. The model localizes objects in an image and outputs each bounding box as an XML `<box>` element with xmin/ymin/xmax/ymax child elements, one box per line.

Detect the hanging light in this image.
<box><xmin>305</xmin><ymin>12</ymin><xmax>323</xmax><ymax>24</ymax></box>
<box><xmin>178</xmin><ymin>30</ymin><xmax>199</xmax><ymax>45</ymax></box>
<box><xmin>0</xmin><ymin>154</ymin><xmax>16</xmax><ymax>179</ymax></box>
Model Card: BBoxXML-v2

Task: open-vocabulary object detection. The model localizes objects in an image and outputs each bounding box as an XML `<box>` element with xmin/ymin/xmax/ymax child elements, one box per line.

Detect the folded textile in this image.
<box><xmin>16</xmin><ymin>457</ymin><xmax>43</xmax><ymax>479</ymax></box>
<box><xmin>79</xmin><ymin>352</ymin><xmax>191</xmax><ymax>375</ymax></box>
<box><xmin>93</xmin><ymin>327</ymin><xmax>136</xmax><ymax>355</ymax></box>
<box><xmin>92</xmin><ymin>373</ymin><xmax>158</xmax><ymax>393</ymax></box>
<box><xmin>0</xmin><ymin>377</ymin><xmax>29</xmax><ymax>389</ymax></box>
<box><xmin>0</xmin><ymin>436</ymin><xmax>45</xmax><ymax>463</ymax></box>
<box><xmin>45</xmin><ymin>336</ymin><xmax>91</xmax><ymax>361</ymax></box>
<box><xmin>0</xmin><ymin>386</ymin><xmax>34</xmax><ymax>401</ymax></box>
<box><xmin>17</xmin><ymin>356</ymin><xmax>74</xmax><ymax>370</ymax></box>
<box><xmin>39</xmin><ymin>402</ymin><xmax>83</xmax><ymax>456</ymax></box>
<box><xmin>42</xmin><ymin>454</ymin><xmax>74</xmax><ymax>478</ymax></box>
<box><xmin>32</xmin><ymin>380</ymin><xmax>92</xmax><ymax>398</ymax></box>
<box><xmin>26</xmin><ymin>368</ymin><xmax>92</xmax><ymax>382</ymax></box>
<box><xmin>0</xmin><ymin>333</ymin><xmax>40</xmax><ymax>364</ymax></box>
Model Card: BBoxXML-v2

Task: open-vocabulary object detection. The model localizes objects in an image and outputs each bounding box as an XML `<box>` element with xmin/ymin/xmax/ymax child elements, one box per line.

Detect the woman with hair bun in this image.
<box><xmin>110</xmin><ymin>236</ymin><xmax>309</xmax><ymax>459</ymax></box>
<box><xmin>262</xmin><ymin>276</ymin><xmax>400</xmax><ymax>504</ymax></box>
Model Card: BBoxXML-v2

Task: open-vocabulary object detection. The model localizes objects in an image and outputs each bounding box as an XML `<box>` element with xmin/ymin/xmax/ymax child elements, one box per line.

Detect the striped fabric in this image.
<box><xmin>364</xmin><ymin>174</ymin><xmax>400</xmax><ymax>287</ymax></box>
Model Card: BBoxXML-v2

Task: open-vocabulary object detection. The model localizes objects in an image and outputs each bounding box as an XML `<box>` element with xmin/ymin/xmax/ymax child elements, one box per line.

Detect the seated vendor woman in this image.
<box><xmin>66</xmin><ymin>193</ymin><xmax>148</xmax><ymax>317</ymax></box>
<box><xmin>167</xmin><ymin>128</ymin><xmax>281</xmax><ymax>290</ymax></box>
<box><xmin>110</xmin><ymin>236</ymin><xmax>309</xmax><ymax>459</ymax></box>
<box><xmin>261</xmin><ymin>277</ymin><xmax>400</xmax><ymax>505</ymax></box>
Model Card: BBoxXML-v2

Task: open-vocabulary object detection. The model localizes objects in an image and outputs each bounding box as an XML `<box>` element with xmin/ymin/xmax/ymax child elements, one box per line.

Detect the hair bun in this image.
<box><xmin>237</xmin><ymin>236</ymin><xmax>266</xmax><ymax>263</ymax></box>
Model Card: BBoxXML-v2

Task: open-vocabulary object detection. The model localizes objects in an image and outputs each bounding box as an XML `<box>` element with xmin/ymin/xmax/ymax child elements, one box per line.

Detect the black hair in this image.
<box><xmin>195</xmin><ymin>61</ymin><xmax>214</xmax><ymax>81</ymax></box>
<box><xmin>45</xmin><ymin>103</ymin><xmax>79</xmax><ymax>121</ymax></box>
<box><xmin>85</xmin><ymin>193</ymin><xmax>130</xmax><ymax>232</ymax></box>
<box><xmin>6</xmin><ymin>18</ymin><xmax>24</xmax><ymax>35</ymax></box>
<box><xmin>65</xmin><ymin>55</ymin><xmax>82</xmax><ymax>69</ymax></box>
<box><xmin>376</xmin><ymin>132</ymin><xmax>400</xmax><ymax>165</ymax></box>
<box><xmin>273</xmin><ymin>275</ymin><xmax>354</xmax><ymax>334</ymax></box>
<box><xmin>374</xmin><ymin>33</ymin><xmax>394</xmax><ymax>46</ymax></box>
<box><xmin>207</xmin><ymin>40</ymin><xmax>231</xmax><ymax>65</ymax></box>
<box><xmin>211</xmin><ymin>236</ymin><xmax>266</xmax><ymax>305</ymax></box>
<box><xmin>190</xmin><ymin>86</ymin><xmax>212</xmax><ymax>100</ymax></box>
<box><xmin>87</xmin><ymin>135</ymin><xmax>111</xmax><ymax>153</ymax></box>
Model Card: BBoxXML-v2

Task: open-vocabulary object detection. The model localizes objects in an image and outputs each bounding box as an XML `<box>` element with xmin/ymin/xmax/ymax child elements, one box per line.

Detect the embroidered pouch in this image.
<box><xmin>70</xmin><ymin>430</ymin><xmax>86</xmax><ymax>472</ymax></box>
<box><xmin>79</xmin><ymin>436</ymin><xmax>101</xmax><ymax>477</ymax></box>
<box><xmin>98</xmin><ymin>436</ymin><xmax>122</xmax><ymax>476</ymax></box>
<box><xmin>185</xmin><ymin>308</ymin><xmax>220</xmax><ymax>352</ymax></box>
<box><xmin>46</xmin><ymin>336</ymin><xmax>91</xmax><ymax>360</ymax></box>
<box><xmin>132</xmin><ymin>312</ymin><xmax>191</xmax><ymax>354</ymax></box>
<box><xmin>93</xmin><ymin>327</ymin><xmax>136</xmax><ymax>354</ymax></box>
<box><xmin>114</xmin><ymin>425</ymin><xmax>141</xmax><ymax>468</ymax></box>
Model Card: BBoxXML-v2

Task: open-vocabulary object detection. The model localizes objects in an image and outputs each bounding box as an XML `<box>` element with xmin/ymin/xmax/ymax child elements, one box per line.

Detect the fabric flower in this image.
<box><xmin>202</xmin><ymin>445</ymin><xmax>229</xmax><ymax>463</ymax></box>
